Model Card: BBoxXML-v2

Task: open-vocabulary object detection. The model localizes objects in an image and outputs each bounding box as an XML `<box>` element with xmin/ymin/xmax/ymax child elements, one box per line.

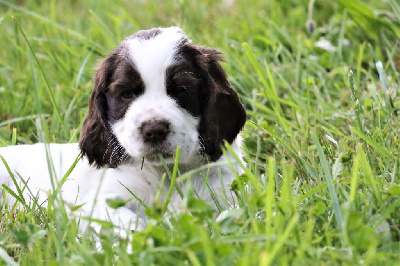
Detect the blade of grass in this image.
<box><xmin>0</xmin><ymin>1</ymin><xmax>103</xmax><ymax>53</ymax></box>
<box><xmin>89</xmin><ymin>10</ymin><xmax>117</xmax><ymax>48</ymax></box>
<box><xmin>162</xmin><ymin>146</ymin><xmax>181</xmax><ymax>213</ymax></box>
<box><xmin>250</xmin><ymin>121</ymin><xmax>314</xmax><ymax>170</ymax></box>
<box><xmin>370</xmin><ymin>197</ymin><xmax>400</xmax><ymax>230</ymax></box>
<box><xmin>11</xmin><ymin>128</ymin><xmax>17</xmax><ymax>145</ymax></box>
<box><xmin>376</xmin><ymin>61</ymin><xmax>395</xmax><ymax>114</ymax></box>
<box><xmin>118</xmin><ymin>181</ymin><xmax>149</xmax><ymax>209</ymax></box>
<box><xmin>349</xmin><ymin>145</ymin><xmax>361</xmax><ymax>203</ymax></box>
<box><xmin>75</xmin><ymin>50</ymin><xmax>93</xmax><ymax>88</ymax></box>
<box><xmin>14</xmin><ymin>17</ymin><xmax>68</xmax><ymax>137</ymax></box>
<box><xmin>296</xmin><ymin>179</ymin><xmax>352</xmax><ymax>203</ymax></box>
<box><xmin>264</xmin><ymin>213</ymin><xmax>299</xmax><ymax>265</ymax></box>
<box><xmin>159</xmin><ymin>152</ymin><xmax>184</xmax><ymax>198</ymax></box>
<box><xmin>177</xmin><ymin>161</ymin><xmax>232</xmax><ymax>181</ymax></box>
<box><xmin>52</xmin><ymin>153</ymin><xmax>82</xmax><ymax>198</ymax></box>
<box><xmin>0</xmin><ymin>247</ymin><xmax>18</xmax><ymax>266</ymax></box>
<box><xmin>356</xmin><ymin>43</ymin><xmax>365</xmax><ymax>94</ymax></box>
<box><xmin>26</xmin><ymin>40</ymin><xmax>42</xmax><ymax>117</ymax></box>
<box><xmin>0</xmin><ymin>114</ymin><xmax>50</xmax><ymax>128</ymax></box>
<box><xmin>356</xmin><ymin>144</ymin><xmax>382</xmax><ymax>204</ymax></box>
<box><xmin>200</xmin><ymin>228</ymin><xmax>215</xmax><ymax>266</ymax></box>
<box><xmin>242</xmin><ymin>43</ymin><xmax>292</xmax><ymax>135</ymax></box>
<box><xmin>1</xmin><ymin>184</ymin><xmax>27</xmax><ymax>209</ymax></box>
<box><xmin>0</xmin><ymin>155</ymin><xmax>27</xmax><ymax>207</ymax></box>
<box><xmin>223</xmin><ymin>142</ymin><xmax>263</xmax><ymax>195</ymax></box>
<box><xmin>206</xmin><ymin>181</ymin><xmax>223</xmax><ymax>212</ymax></box>
<box><xmin>350</xmin><ymin>127</ymin><xmax>395</xmax><ymax>160</ymax></box>
<box><xmin>311</xmin><ymin>133</ymin><xmax>344</xmax><ymax>235</ymax></box>
<box><xmin>265</xmin><ymin>156</ymin><xmax>276</xmax><ymax>251</ymax></box>
<box><xmin>348</xmin><ymin>70</ymin><xmax>363</xmax><ymax>133</ymax></box>
<box><xmin>154</xmin><ymin>173</ymin><xmax>167</xmax><ymax>204</ymax></box>
<box><xmin>185</xmin><ymin>248</ymin><xmax>202</xmax><ymax>266</ymax></box>
<box><xmin>242</xmin><ymin>43</ymin><xmax>273</xmax><ymax>96</ymax></box>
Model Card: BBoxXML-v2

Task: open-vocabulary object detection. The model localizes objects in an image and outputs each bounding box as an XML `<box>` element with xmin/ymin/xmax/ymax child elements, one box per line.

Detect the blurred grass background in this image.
<box><xmin>0</xmin><ymin>0</ymin><xmax>399</xmax><ymax>265</ymax></box>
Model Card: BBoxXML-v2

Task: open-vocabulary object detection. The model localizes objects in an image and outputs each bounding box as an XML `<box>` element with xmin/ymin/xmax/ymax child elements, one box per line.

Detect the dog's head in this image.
<box><xmin>79</xmin><ymin>27</ymin><xmax>246</xmax><ymax>168</ymax></box>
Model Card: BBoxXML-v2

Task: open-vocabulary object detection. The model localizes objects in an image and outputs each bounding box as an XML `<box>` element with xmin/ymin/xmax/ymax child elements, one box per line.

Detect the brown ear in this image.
<box><xmin>79</xmin><ymin>49</ymin><xmax>126</xmax><ymax>168</ymax></box>
<box><xmin>197</xmin><ymin>48</ymin><xmax>246</xmax><ymax>161</ymax></box>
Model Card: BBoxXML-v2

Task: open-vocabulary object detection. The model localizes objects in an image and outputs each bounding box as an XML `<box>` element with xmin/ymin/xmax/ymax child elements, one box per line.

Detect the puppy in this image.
<box><xmin>0</xmin><ymin>27</ymin><xmax>246</xmax><ymax>237</ymax></box>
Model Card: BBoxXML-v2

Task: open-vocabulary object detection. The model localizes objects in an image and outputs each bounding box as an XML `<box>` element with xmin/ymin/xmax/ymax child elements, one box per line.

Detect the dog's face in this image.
<box><xmin>79</xmin><ymin>27</ymin><xmax>246</xmax><ymax>168</ymax></box>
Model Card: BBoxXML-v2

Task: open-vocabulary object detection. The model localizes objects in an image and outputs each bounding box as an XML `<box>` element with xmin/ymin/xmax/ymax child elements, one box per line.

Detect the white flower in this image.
<box><xmin>315</xmin><ymin>37</ymin><xmax>337</xmax><ymax>52</ymax></box>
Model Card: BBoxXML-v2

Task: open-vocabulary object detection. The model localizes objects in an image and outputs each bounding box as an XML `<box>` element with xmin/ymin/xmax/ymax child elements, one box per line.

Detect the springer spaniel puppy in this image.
<box><xmin>0</xmin><ymin>27</ymin><xmax>246</xmax><ymax>237</ymax></box>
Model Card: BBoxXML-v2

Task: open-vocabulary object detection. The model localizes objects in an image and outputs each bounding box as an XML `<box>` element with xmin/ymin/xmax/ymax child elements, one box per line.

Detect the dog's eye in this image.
<box><xmin>171</xmin><ymin>85</ymin><xmax>190</xmax><ymax>94</ymax></box>
<box><xmin>121</xmin><ymin>90</ymin><xmax>135</xmax><ymax>99</ymax></box>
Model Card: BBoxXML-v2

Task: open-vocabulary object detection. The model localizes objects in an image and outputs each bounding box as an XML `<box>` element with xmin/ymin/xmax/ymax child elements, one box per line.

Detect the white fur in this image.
<box><xmin>113</xmin><ymin>27</ymin><xmax>200</xmax><ymax>164</ymax></box>
<box><xmin>0</xmin><ymin>140</ymin><xmax>242</xmax><ymax>234</ymax></box>
<box><xmin>0</xmin><ymin>27</ymin><xmax>243</xmax><ymax>244</ymax></box>
<box><xmin>112</xmin><ymin>92</ymin><xmax>200</xmax><ymax>164</ymax></box>
<box><xmin>125</xmin><ymin>27</ymin><xmax>185</xmax><ymax>94</ymax></box>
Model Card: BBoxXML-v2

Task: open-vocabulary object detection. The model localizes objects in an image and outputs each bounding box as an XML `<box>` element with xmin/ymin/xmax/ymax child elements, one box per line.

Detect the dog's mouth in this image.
<box><xmin>143</xmin><ymin>147</ymin><xmax>174</xmax><ymax>163</ymax></box>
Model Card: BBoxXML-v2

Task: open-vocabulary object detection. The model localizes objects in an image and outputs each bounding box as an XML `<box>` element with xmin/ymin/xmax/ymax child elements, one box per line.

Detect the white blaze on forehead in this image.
<box><xmin>126</xmin><ymin>27</ymin><xmax>186</xmax><ymax>93</ymax></box>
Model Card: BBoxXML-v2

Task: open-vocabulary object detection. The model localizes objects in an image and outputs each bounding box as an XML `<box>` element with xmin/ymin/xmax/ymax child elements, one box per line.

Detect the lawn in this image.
<box><xmin>0</xmin><ymin>0</ymin><xmax>399</xmax><ymax>265</ymax></box>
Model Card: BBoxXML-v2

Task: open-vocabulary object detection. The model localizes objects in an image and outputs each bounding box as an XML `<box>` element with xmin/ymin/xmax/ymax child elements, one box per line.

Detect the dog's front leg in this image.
<box><xmin>88</xmin><ymin>202</ymin><xmax>147</xmax><ymax>237</ymax></box>
<box><xmin>75</xmin><ymin>199</ymin><xmax>147</xmax><ymax>251</ymax></box>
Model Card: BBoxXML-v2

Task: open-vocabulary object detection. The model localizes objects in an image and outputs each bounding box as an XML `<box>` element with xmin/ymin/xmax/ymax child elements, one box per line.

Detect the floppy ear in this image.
<box><xmin>197</xmin><ymin>47</ymin><xmax>246</xmax><ymax>161</ymax></box>
<box><xmin>79</xmin><ymin>50</ymin><xmax>126</xmax><ymax>168</ymax></box>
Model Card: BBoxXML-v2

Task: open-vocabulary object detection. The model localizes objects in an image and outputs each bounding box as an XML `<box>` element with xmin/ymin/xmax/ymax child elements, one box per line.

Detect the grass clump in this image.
<box><xmin>0</xmin><ymin>0</ymin><xmax>399</xmax><ymax>264</ymax></box>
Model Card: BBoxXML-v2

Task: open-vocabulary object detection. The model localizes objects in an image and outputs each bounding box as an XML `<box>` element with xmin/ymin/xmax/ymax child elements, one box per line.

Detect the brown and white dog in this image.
<box><xmin>0</xmin><ymin>27</ymin><xmax>246</xmax><ymax>238</ymax></box>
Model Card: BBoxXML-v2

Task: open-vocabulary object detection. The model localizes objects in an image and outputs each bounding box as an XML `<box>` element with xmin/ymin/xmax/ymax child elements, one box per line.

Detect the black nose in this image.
<box><xmin>141</xmin><ymin>121</ymin><xmax>170</xmax><ymax>143</ymax></box>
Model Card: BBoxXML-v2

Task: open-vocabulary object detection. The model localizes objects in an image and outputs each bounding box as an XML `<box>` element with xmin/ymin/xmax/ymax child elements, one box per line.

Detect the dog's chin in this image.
<box><xmin>126</xmin><ymin>142</ymin><xmax>200</xmax><ymax>165</ymax></box>
<box><xmin>145</xmin><ymin>152</ymin><xmax>172</xmax><ymax>162</ymax></box>
<box><xmin>141</xmin><ymin>147</ymin><xmax>176</xmax><ymax>165</ymax></box>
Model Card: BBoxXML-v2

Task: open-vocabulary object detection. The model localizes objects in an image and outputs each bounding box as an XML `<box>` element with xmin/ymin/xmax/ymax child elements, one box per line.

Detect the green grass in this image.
<box><xmin>1</xmin><ymin>0</ymin><xmax>400</xmax><ymax>264</ymax></box>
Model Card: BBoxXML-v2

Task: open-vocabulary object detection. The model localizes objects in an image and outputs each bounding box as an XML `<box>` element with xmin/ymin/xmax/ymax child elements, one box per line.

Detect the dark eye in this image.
<box><xmin>172</xmin><ymin>85</ymin><xmax>190</xmax><ymax>94</ymax></box>
<box><xmin>121</xmin><ymin>90</ymin><xmax>135</xmax><ymax>99</ymax></box>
